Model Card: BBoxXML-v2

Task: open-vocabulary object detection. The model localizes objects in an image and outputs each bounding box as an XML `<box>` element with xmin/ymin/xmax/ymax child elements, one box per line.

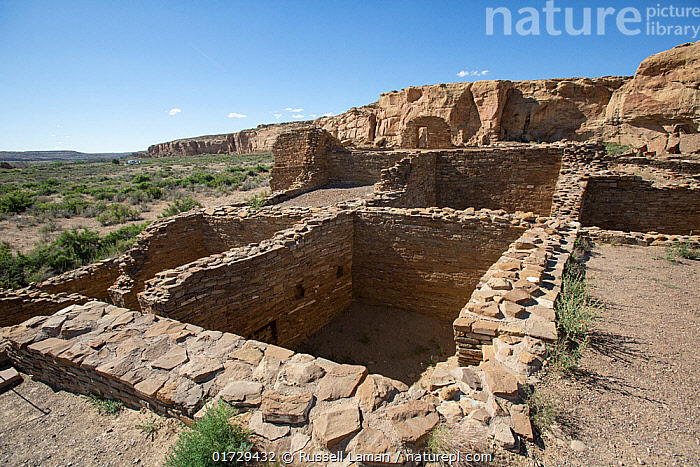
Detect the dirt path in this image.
<box><xmin>0</xmin><ymin>374</ymin><xmax>182</xmax><ymax>467</ymax></box>
<box><xmin>534</xmin><ymin>244</ymin><xmax>700</xmax><ymax>467</ymax></box>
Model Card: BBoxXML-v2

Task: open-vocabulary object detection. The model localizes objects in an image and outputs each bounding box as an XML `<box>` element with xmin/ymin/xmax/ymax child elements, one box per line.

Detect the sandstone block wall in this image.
<box><xmin>352</xmin><ymin>209</ymin><xmax>527</xmax><ymax>322</ymax></box>
<box><xmin>36</xmin><ymin>258</ymin><xmax>121</xmax><ymax>301</ymax></box>
<box><xmin>579</xmin><ymin>176</ymin><xmax>700</xmax><ymax>235</ymax></box>
<box><xmin>453</xmin><ymin>221</ymin><xmax>577</xmax><ymax>366</ymax></box>
<box><xmin>139</xmin><ymin>212</ymin><xmax>354</xmax><ymax>349</ymax></box>
<box><xmin>435</xmin><ymin>145</ymin><xmax>563</xmax><ymax>214</ymax></box>
<box><xmin>0</xmin><ymin>289</ymin><xmax>89</xmax><ymax>327</ymax></box>
<box><xmin>369</xmin><ymin>153</ymin><xmax>437</xmax><ymax>208</ymax></box>
<box><xmin>326</xmin><ymin>149</ymin><xmax>403</xmax><ymax>187</ymax></box>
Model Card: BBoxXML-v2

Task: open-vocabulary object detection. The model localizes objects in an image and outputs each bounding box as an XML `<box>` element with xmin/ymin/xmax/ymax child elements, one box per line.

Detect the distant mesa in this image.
<box><xmin>148</xmin><ymin>40</ymin><xmax>700</xmax><ymax>158</ymax></box>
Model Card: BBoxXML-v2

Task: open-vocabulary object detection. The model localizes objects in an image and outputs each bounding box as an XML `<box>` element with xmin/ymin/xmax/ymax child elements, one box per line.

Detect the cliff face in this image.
<box><xmin>605</xmin><ymin>41</ymin><xmax>700</xmax><ymax>155</ymax></box>
<box><xmin>146</xmin><ymin>122</ymin><xmax>312</xmax><ymax>157</ymax></box>
<box><xmin>147</xmin><ymin>41</ymin><xmax>700</xmax><ymax>157</ymax></box>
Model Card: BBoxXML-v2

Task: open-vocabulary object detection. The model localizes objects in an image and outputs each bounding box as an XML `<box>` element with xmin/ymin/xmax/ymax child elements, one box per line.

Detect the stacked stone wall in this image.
<box><xmin>0</xmin><ymin>289</ymin><xmax>89</xmax><ymax>327</ymax></box>
<box><xmin>579</xmin><ymin>176</ymin><xmax>700</xmax><ymax>235</ymax></box>
<box><xmin>36</xmin><ymin>258</ymin><xmax>121</xmax><ymax>301</ymax></box>
<box><xmin>326</xmin><ymin>149</ymin><xmax>403</xmax><ymax>186</ymax></box>
<box><xmin>352</xmin><ymin>209</ymin><xmax>528</xmax><ymax>321</ymax></box>
<box><xmin>139</xmin><ymin>212</ymin><xmax>354</xmax><ymax>349</ymax></box>
<box><xmin>435</xmin><ymin>145</ymin><xmax>563</xmax><ymax>214</ymax></box>
<box><xmin>369</xmin><ymin>153</ymin><xmax>437</xmax><ymax>208</ymax></box>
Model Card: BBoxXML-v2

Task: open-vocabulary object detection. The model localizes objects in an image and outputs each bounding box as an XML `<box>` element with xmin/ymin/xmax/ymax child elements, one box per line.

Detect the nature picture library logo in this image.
<box><xmin>485</xmin><ymin>1</ymin><xmax>700</xmax><ymax>38</ymax></box>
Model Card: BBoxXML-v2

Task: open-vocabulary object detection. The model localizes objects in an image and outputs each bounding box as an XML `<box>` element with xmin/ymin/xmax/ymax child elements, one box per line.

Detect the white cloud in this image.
<box><xmin>169</xmin><ymin>108</ymin><xmax>182</xmax><ymax>116</ymax></box>
<box><xmin>51</xmin><ymin>134</ymin><xmax>56</xmax><ymax>137</ymax></box>
<box><xmin>274</xmin><ymin>113</ymin><xmax>283</xmax><ymax>119</ymax></box>
<box><xmin>228</xmin><ymin>112</ymin><xmax>247</xmax><ymax>118</ymax></box>
<box><xmin>285</xmin><ymin>107</ymin><xmax>304</xmax><ymax>112</ymax></box>
<box><xmin>285</xmin><ymin>107</ymin><xmax>292</xmax><ymax>111</ymax></box>
<box><xmin>323</xmin><ymin>112</ymin><xmax>333</xmax><ymax>117</ymax></box>
<box><xmin>292</xmin><ymin>114</ymin><xmax>305</xmax><ymax>119</ymax></box>
<box><xmin>457</xmin><ymin>69</ymin><xmax>489</xmax><ymax>78</ymax></box>
<box><xmin>309</xmin><ymin>114</ymin><xmax>317</xmax><ymax>118</ymax></box>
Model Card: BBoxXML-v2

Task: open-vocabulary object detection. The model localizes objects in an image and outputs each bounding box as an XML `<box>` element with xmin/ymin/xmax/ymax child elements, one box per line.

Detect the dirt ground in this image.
<box><xmin>296</xmin><ymin>302</ymin><xmax>456</xmax><ymax>386</ymax></box>
<box><xmin>0</xmin><ymin>187</ymin><xmax>267</xmax><ymax>254</ymax></box>
<box><xmin>527</xmin><ymin>244</ymin><xmax>700</xmax><ymax>467</ymax></box>
<box><xmin>275</xmin><ymin>185</ymin><xmax>374</xmax><ymax>209</ymax></box>
<box><xmin>0</xmin><ymin>374</ymin><xmax>183</xmax><ymax>467</ymax></box>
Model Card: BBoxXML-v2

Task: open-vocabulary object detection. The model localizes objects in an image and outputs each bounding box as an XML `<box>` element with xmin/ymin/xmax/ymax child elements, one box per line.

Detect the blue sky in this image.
<box><xmin>0</xmin><ymin>0</ymin><xmax>697</xmax><ymax>152</ymax></box>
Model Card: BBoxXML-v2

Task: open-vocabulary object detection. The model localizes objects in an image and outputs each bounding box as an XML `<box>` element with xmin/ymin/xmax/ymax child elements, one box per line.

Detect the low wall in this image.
<box><xmin>326</xmin><ymin>149</ymin><xmax>403</xmax><ymax>186</ymax></box>
<box><xmin>36</xmin><ymin>258</ymin><xmax>121</xmax><ymax>301</ymax></box>
<box><xmin>435</xmin><ymin>145</ymin><xmax>563</xmax><ymax>214</ymax></box>
<box><xmin>352</xmin><ymin>209</ymin><xmax>528</xmax><ymax>321</ymax></box>
<box><xmin>139</xmin><ymin>212</ymin><xmax>354</xmax><ymax>348</ymax></box>
<box><xmin>579</xmin><ymin>176</ymin><xmax>700</xmax><ymax>235</ymax></box>
<box><xmin>453</xmin><ymin>220</ymin><xmax>577</xmax><ymax>366</ymax></box>
<box><xmin>0</xmin><ymin>288</ymin><xmax>88</xmax><ymax>327</ymax></box>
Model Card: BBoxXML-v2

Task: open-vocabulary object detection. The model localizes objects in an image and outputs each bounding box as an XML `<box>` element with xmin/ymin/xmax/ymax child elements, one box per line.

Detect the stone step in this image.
<box><xmin>0</xmin><ymin>366</ymin><xmax>22</xmax><ymax>390</ymax></box>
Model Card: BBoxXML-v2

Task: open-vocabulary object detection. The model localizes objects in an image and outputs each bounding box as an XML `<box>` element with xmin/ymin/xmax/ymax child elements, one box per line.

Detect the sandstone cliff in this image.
<box><xmin>605</xmin><ymin>41</ymin><xmax>700</xmax><ymax>155</ymax></box>
<box><xmin>147</xmin><ymin>41</ymin><xmax>699</xmax><ymax>157</ymax></box>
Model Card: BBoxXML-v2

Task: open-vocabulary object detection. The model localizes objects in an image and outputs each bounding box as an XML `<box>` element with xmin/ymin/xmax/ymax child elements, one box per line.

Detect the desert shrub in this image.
<box><xmin>132</xmin><ymin>173</ymin><xmax>151</xmax><ymax>184</ymax></box>
<box><xmin>164</xmin><ymin>401</ymin><xmax>252</xmax><ymax>467</ymax></box>
<box><xmin>549</xmin><ymin>260</ymin><xmax>597</xmax><ymax>371</ymax></box>
<box><xmin>86</xmin><ymin>393</ymin><xmax>124</xmax><ymax>416</ymax></box>
<box><xmin>0</xmin><ymin>190</ymin><xmax>34</xmax><ymax>213</ymax></box>
<box><xmin>604</xmin><ymin>142</ymin><xmax>630</xmax><ymax>156</ymax></box>
<box><xmin>160</xmin><ymin>197</ymin><xmax>202</xmax><ymax>217</ymax></box>
<box><xmin>427</xmin><ymin>422</ymin><xmax>490</xmax><ymax>466</ymax></box>
<box><xmin>523</xmin><ymin>385</ymin><xmax>557</xmax><ymax>431</ymax></box>
<box><xmin>245</xmin><ymin>192</ymin><xmax>268</xmax><ymax>210</ymax></box>
<box><xmin>97</xmin><ymin>203</ymin><xmax>141</xmax><ymax>225</ymax></box>
<box><xmin>666</xmin><ymin>241</ymin><xmax>700</xmax><ymax>261</ymax></box>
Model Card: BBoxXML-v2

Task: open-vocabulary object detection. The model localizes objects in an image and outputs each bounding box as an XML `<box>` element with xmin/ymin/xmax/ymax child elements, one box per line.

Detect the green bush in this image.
<box><xmin>0</xmin><ymin>190</ymin><xmax>34</xmax><ymax>213</ymax></box>
<box><xmin>97</xmin><ymin>204</ymin><xmax>141</xmax><ymax>225</ymax></box>
<box><xmin>160</xmin><ymin>197</ymin><xmax>202</xmax><ymax>217</ymax></box>
<box><xmin>666</xmin><ymin>242</ymin><xmax>700</xmax><ymax>261</ymax></box>
<box><xmin>245</xmin><ymin>192</ymin><xmax>268</xmax><ymax>211</ymax></box>
<box><xmin>604</xmin><ymin>142</ymin><xmax>630</xmax><ymax>156</ymax></box>
<box><xmin>164</xmin><ymin>401</ymin><xmax>253</xmax><ymax>467</ymax></box>
<box><xmin>0</xmin><ymin>223</ymin><xmax>149</xmax><ymax>288</ymax></box>
<box><xmin>86</xmin><ymin>393</ymin><xmax>124</xmax><ymax>416</ymax></box>
<box><xmin>132</xmin><ymin>173</ymin><xmax>151</xmax><ymax>184</ymax></box>
<box><xmin>549</xmin><ymin>260</ymin><xmax>597</xmax><ymax>371</ymax></box>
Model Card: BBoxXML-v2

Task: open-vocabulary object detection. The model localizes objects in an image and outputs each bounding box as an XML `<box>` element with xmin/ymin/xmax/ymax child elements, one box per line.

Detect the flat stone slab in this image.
<box><xmin>386</xmin><ymin>400</ymin><xmax>439</xmax><ymax>444</ymax></box>
<box><xmin>0</xmin><ymin>367</ymin><xmax>21</xmax><ymax>390</ymax></box>
<box><xmin>261</xmin><ymin>390</ymin><xmax>313</xmax><ymax>425</ymax></box>
<box><xmin>220</xmin><ymin>380</ymin><xmax>263</xmax><ymax>407</ymax></box>
<box><xmin>151</xmin><ymin>345</ymin><xmax>188</xmax><ymax>370</ymax></box>
<box><xmin>317</xmin><ymin>364</ymin><xmax>367</xmax><ymax>401</ymax></box>
<box><xmin>178</xmin><ymin>356</ymin><xmax>223</xmax><ymax>382</ymax></box>
<box><xmin>249</xmin><ymin>410</ymin><xmax>290</xmax><ymax>441</ymax></box>
<box><xmin>313</xmin><ymin>403</ymin><xmax>361</xmax><ymax>449</ymax></box>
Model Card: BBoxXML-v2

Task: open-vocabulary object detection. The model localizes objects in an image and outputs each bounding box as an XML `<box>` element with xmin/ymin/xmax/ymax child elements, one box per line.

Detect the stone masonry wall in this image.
<box><xmin>36</xmin><ymin>258</ymin><xmax>121</xmax><ymax>301</ymax></box>
<box><xmin>326</xmin><ymin>149</ymin><xmax>404</xmax><ymax>187</ymax></box>
<box><xmin>269</xmin><ymin>128</ymin><xmax>341</xmax><ymax>193</ymax></box>
<box><xmin>400</xmin><ymin>116</ymin><xmax>453</xmax><ymax>149</ymax></box>
<box><xmin>368</xmin><ymin>153</ymin><xmax>437</xmax><ymax>208</ymax></box>
<box><xmin>579</xmin><ymin>176</ymin><xmax>700</xmax><ymax>235</ymax></box>
<box><xmin>352</xmin><ymin>208</ymin><xmax>528</xmax><ymax>322</ymax></box>
<box><xmin>435</xmin><ymin>145</ymin><xmax>563</xmax><ymax>214</ymax></box>
<box><xmin>0</xmin><ymin>289</ymin><xmax>89</xmax><ymax>328</ymax></box>
<box><xmin>139</xmin><ymin>211</ymin><xmax>354</xmax><ymax>349</ymax></box>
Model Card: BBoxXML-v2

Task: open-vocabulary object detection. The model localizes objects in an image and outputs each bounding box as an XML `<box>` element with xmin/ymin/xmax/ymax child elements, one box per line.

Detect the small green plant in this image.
<box><xmin>164</xmin><ymin>400</ymin><xmax>253</xmax><ymax>467</ymax></box>
<box><xmin>160</xmin><ymin>197</ymin><xmax>203</xmax><ymax>217</ymax></box>
<box><xmin>136</xmin><ymin>415</ymin><xmax>161</xmax><ymax>442</ymax></box>
<box><xmin>427</xmin><ymin>422</ymin><xmax>489</xmax><ymax>466</ymax></box>
<box><xmin>97</xmin><ymin>203</ymin><xmax>141</xmax><ymax>225</ymax></box>
<box><xmin>549</xmin><ymin>260</ymin><xmax>597</xmax><ymax>372</ymax></box>
<box><xmin>245</xmin><ymin>192</ymin><xmax>268</xmax><ymax>211</ymax></box>
<box><xmin>523</xmin><ymin>385</ymin><xmax>557</xmax><ymax>431</ymax></box>
<box><xmin>86</xmin><ymin>393</ymin><xmax>124</xmax><ymax>416</ymax></box>
<box><xmin>665</xmin><ymin>242</ymin><xmax>700</xmax><ymax>262</ymax></box>
<box><xmin>604</xmin><ymin>142</ymin><xmax>630</xmax><ymax>156</ymax></box>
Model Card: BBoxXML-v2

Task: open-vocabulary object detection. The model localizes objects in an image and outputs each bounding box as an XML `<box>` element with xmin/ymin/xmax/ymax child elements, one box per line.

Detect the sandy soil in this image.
<box><xmin>529</xmin><ymin>244</ymin><xmax>700</xmax><ymax>467</ymax></box>
<box><xmin>0</xmin><ymin>373</ymin><xmax>182</xmax><ymax>467</ymax></box>
<box><xmin>296</xmin><ymin>302</ymin><xmax>456</xmax><ymax>386</ymax></box>
<box><xmin>0</xmin><ymin>187</ymin><xmax>267</xmax><ymax>254</ymax></box>
<box><xmin>275</xmin><ymin>185</ymin><xmax>374</xmax><ymax>209</ymax></box>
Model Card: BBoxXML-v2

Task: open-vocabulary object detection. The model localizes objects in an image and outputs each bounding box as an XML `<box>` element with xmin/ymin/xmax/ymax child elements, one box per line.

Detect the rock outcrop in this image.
<box><xmin>147</xmin><ymin>41</ymin><xmax>700</xmax><ymax>157</ymax></box>
<box><xmin>604</xmin><ymin>41</ymin><xmax>700</xmax><ymax>155</ymax></box>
